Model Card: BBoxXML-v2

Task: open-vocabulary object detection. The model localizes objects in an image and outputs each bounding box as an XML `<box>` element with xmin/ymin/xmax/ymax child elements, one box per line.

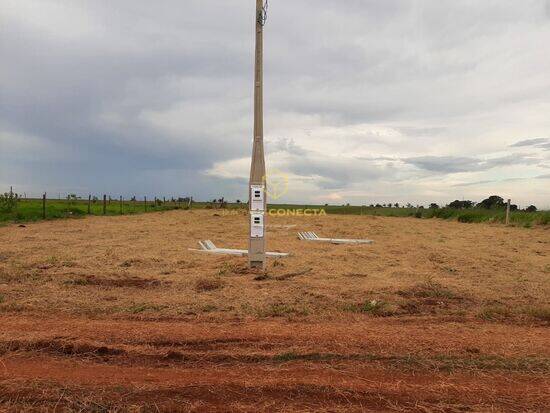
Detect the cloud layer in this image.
<box><xmin>1</xmin><ymin>0</ymin><xmax>549</xmax><ymax>207</ymax></box>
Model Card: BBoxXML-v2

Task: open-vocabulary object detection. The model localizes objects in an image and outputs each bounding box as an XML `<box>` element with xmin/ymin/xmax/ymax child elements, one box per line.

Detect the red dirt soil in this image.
<box><xmin>1</xmin><ymin>314</ymin><xmax>549</xmax><ymax>412</ymax></box>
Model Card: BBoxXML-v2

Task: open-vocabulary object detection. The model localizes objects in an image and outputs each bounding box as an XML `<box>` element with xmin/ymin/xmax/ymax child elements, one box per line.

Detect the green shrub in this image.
<box><xmin>0</xmin><ymin>192</ymin><xmax>19</xmax><ymax>213</ymax></box>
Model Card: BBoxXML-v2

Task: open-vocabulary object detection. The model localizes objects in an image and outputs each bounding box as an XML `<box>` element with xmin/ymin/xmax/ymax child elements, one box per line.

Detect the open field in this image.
<box><xmin>2</xmin><ymin>198</ymin><xmax>549</xmax><ymax>228</ymax></box>
<box><xmin>272</xmin><ymin>204</ymin><xmax>550</xmax><ymax>226</ymax></box>
<box><xmin>0</xmin><ymin>198</ymin><xmax>186</xmax><ymax>223</ymax></box>
<box><xmin>0</xmin><ymin>210</ymin><xmax>549</xmax><ymax>411</ymax></box>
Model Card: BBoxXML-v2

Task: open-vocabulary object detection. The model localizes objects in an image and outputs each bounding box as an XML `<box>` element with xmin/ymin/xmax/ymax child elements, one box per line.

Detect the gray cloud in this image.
<box><xmin>1</xmin><ymin>0</ymin><xmax>550</xmax><ymax>207</ymax></box>
<box><xmin>403</xmin><ymin>153</ymin><xmax>539</xmax><ymax>174</ymax></box>
<box><xmin>510</xmin><ymin>138</ymin><xmax>549</xmax><ymax>147</ymax></box>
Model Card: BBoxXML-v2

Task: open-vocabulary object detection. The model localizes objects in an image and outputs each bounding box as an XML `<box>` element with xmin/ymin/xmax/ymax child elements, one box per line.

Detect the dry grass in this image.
<box><xmin>0</xmin><ymin>210</ymin><xmax>548</xmax><ymax>324</ymax></box>
<box><xmin>194</xmin><ymin>277</ymin><xmax>225</xmax><ymax>292</ymax></box>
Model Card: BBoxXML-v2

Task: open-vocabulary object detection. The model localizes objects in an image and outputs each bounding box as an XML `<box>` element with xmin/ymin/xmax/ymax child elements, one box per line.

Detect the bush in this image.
<box><xmin>0</xmin><ymin>192</ymin><xmax>19</xmax><ymax>213</ymax></box>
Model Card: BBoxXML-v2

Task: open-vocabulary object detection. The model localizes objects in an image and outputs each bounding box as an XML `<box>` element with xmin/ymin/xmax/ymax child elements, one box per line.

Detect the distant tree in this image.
<box><xmin>510</xmin><ymin>204</ymin><xmax>518</xmax><ymax>211</ymax></box>
<box><xmin>375</xmin><ymin>204</ymin><xmax>382</xmax><ymax>208</ymax></box>
<box><xmin>429</xmin><ymin>203</ymin><xmax>439</xmax><ymax>209</ymax></box>
<box><xmin>478</xmin><ymin>195</ymin><xmax>505</xmax><ymax>209</ymax></box>
<box><xmin>394</xmin><ymin>203</ymin><xmax>399</xmax><ymax>208</ymax></box>
<box><xmin>236</xmin><ymin>200</ymin><xmax>242</xmax><ymax>204</ymax></box>
<box><xmin>526</xmin><ymin>205</ymin><xmax>537</xmax><ymax>212</ymax></box>
<box><xmin>448</xmin><ymin>200</ymin><xmax>474</xmax><ymax>209</ymax></box>
<box><xmin>406</xmin><ymin>203</ymin><xmax>413</xmax><ymax>208</ymax></box>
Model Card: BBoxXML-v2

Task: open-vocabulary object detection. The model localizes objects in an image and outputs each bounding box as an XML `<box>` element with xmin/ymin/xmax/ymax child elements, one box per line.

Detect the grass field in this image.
<box><xmin>0</xmin><ymin>198</ymin><xmax>187</xmax><ymax>223</ymax></box>
<box><xmin>2</xmin><ymin>198</ymin><xmax>549</xmax><ymax>228</ymax></box>
<box><xmin>270</xmin><ymin>204</ymin><xmax>550</xmax><ymax>226</ymax></box>
<box><xmin>0</xmin><ymin>210</ymin><xmax>549</xmax><ymax>410</ymax></box>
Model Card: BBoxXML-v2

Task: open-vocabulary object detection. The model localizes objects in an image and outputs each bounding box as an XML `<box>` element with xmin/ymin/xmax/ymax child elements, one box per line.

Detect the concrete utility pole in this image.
<box><xmin>249</xmin><ymin>0</ymin><xmax>268</xmax><ymax>269</ymax></box>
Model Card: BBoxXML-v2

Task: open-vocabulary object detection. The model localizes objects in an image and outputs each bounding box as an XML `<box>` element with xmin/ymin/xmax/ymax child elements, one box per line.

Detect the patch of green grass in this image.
<box><xmin>125</xmin><ymin>303</ymin><xmax>166</xmax><ymax>314</ymax></box>
<box><xmin>345</xmin><ymin>299</ymin><xmax>393</xmax><ymax>316</ymax></box>
<box><xmin>269</xmin><ymin>352</ymin><xmax>550</xmax><ymax>373</ymax></box>
<box><xmin>478</xmin><ymin>306</ymin><xmax>513</xmax><ymax>321</ymax></box>
<box><xmin>479</xmin><ymin>305</ymin><xmax>550</xmax><ymax>323</ymax></box>
<box><xmin>525</xmin><ymin>306</ymin><xmax>550</xmax><ymax>322</ymax></box>
<box><xmin>257</xmin><ymin>303</ymin><xmax>310</xmax><ymax>317</ymax></box>
<box><xmin>273</xmin><ymin>352</ymin><xmax>336</xmax><ymax>363</ymax></box>
<box><xmin>63</xmin><ymin>277</ymin><xmax>90</xmax><ymax>286</ymax></box>
<box><xmin>402</xmin><ymin>280</ymin><xmax>460</xmax><ymax>300</ymax></box>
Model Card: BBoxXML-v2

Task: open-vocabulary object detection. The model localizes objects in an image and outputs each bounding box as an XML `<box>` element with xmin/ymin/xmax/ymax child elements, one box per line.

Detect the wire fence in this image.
<box><xmin>1</xmin><ymin>192</ymin><xmax>193</xmax><ymax>222</ymax></box>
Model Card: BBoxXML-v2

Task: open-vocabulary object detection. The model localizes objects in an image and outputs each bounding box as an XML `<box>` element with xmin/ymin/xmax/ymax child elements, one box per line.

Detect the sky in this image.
<box><xmin>1</xmin><ymin>0</ymin><xmax>549</xmax><ymax>208</ymax></box>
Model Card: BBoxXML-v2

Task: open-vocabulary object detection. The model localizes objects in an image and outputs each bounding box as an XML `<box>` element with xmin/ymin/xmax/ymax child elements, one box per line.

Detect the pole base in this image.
<box><xmin>249</xmin><ymin>260</ymin><xmax>266</xmax><ymax>270</ymax></box>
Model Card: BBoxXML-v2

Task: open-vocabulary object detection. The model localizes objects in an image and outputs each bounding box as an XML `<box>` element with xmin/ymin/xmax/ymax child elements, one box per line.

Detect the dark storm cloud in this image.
<box><xmin>1</xmin><ymin>0</ymin><xmax>550</xmax><ymax>207</ymax></box>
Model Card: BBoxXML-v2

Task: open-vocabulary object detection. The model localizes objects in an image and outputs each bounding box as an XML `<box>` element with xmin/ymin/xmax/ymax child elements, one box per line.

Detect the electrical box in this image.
<box><xmin>250</xmin><ymin>185</ymin><xmax>265</xmax><ymax>211</ymax></box>
<box><xmin>250</xmin><ymin>213</ymin><xmax>264</xmax><ymax>238</ymax></box>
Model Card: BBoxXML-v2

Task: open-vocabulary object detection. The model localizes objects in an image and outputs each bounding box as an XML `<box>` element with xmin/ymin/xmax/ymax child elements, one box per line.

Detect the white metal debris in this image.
<box><xmin>190</xmin><ymin>240</ymin><xmax>289</xmax><ymax>257</ymax></box>
<box><xmin>297</xmin><ymin>232</ymin><xmax>373</xmax><ymax>245</ymax></box>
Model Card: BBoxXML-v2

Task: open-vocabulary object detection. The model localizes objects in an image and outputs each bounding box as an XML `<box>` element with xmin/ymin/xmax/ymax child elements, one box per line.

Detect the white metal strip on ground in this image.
<box><xmin>297</xmin><ymin>232</ymin><xmax>373</xmax><ymax>245</ymax></box>
<box><xmin>189</xmin><ymin>241</ymin><xmax>289</xmax><ymax>258</ymax></box>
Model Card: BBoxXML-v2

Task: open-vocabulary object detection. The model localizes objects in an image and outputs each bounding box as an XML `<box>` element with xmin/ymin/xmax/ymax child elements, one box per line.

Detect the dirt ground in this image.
<box><xmin>0</xmin><ymin>210</ymin><xmax>549</xmax><ymax>411</ymax></box>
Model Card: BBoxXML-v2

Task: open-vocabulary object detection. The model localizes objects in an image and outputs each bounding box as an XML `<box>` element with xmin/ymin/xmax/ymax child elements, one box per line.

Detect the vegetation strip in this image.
<box><xmin>2</xmin><ymin>340</ymin><xmax>549</xmax><ymax>374</ymax></box>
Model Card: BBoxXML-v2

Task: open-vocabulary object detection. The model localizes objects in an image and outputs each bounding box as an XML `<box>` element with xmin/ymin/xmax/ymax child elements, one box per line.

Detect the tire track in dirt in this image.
<box><xmin>1</xmin><ymin>315</ymin><xmax>549</xmax><ymax>411</ymax></box>
<box><xmin>2</xmin><ymin>356</ymin><xmax>549</xmax><ymax>412</ymax></box>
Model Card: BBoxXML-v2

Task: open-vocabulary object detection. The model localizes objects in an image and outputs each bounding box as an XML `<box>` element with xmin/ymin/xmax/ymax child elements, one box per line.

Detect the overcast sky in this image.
<box><xmin>1</xmin><ymin>0</ymin><xmax>549</xmax><ymax>207</ymax></box>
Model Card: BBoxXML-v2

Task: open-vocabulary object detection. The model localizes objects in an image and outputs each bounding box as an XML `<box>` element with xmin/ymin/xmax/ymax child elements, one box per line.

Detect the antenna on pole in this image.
<box><xmin>249</xmin><ymin>0</ymin><xmax>268</xmax><ymax>270</ymax></box>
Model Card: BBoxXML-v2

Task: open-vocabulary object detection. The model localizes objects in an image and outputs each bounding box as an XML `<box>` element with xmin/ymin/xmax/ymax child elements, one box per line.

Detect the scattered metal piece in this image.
<box><xmin>190</xmin><ymin>240</ymin><xmax>289</xmax><ymax>258</ymax></box>
<box><xmin>297</xmin><ymin>232</ymin><xmax>373</xmax><ymax>245</ymax></box>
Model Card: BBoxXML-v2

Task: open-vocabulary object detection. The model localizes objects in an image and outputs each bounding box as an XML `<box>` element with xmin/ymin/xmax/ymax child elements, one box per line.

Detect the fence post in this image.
<box><xmin>103</xmin><ymin>195</ymin><xmax>107</xmax><ymax>215</ymax></box>
<box><xmin>42</xmin><ymin>193</ymin><xmax>46</xmax><ymax>219</ymax></box>
<box><xmin>88</xmin><ymin>195</ymin><xmax>91</xmax><ymax>214</ymax></box>
<box><xmin>120</xmin><ymin>196</ymin><xmax>123</xmax><ymax>214</ymax></box>
<box><xmin>144</xmin><ymin>196</ymin><xmax>147</xmax><ymax>212</ymax></box>
<box><xmin>506</xmin><ymin>199</ymin><xmax>511</xmax><ymax>225</ymax></box>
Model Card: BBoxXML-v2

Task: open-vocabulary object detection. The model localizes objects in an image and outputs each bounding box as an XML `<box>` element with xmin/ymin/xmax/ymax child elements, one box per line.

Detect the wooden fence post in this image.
<box><xmin>42</xmin><ymin>193</ymin><xmax>46</xmax><ymax>219</ymax></box>
<box><xmin>120</xmin><ymin>196</ymin><xmax>123</xmax><ymax>214</ymax></box>
<box><xmin>506</xmin><ymin>199</ymin><xmax>511</xmax><ymax>225</ymax></box>
<box><xmin>88</xmin><ymin>195</ymin><xmax>91</xmax><ymax>215</ymax></box>
<box><xmin>103</xmin><ymin>195</ymin><xmax>107</xmax><ymax>215</ymax></box>
<box><xmin>144</xmin><ymin>196</ymin><xmax>147</xmax><ymax>212</ymax></box>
